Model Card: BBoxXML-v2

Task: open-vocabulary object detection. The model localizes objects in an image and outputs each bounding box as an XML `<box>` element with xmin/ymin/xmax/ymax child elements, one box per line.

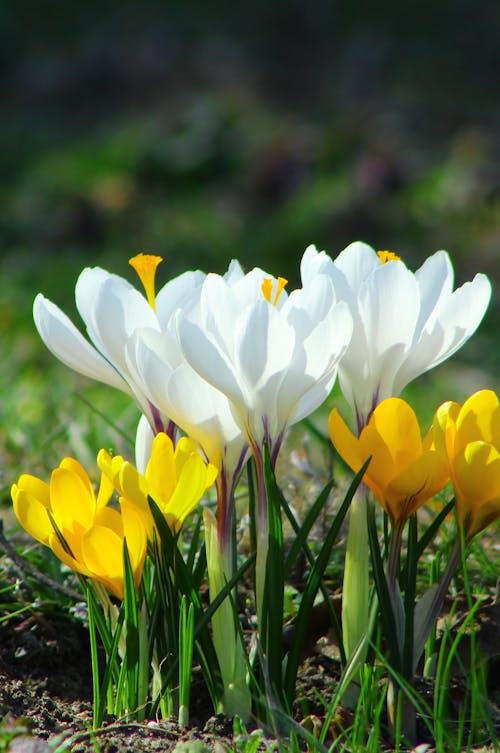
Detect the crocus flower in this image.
<box><xmin>407</xmin><ymin>390</ymin><xmax>500</xmax><ymax>679</ymax></box>
<box><xmin>177</xmin><ymin>268</ymin><xmax>353</xmax><ymax>461</ymax></box>
<box><xmin>330</xmin><ymin>396</ymin><xmax>449</xmax><ymax>658</ymax></box>
<box><xmin>433</xmin><ymin>389</ymin><xmax>500</xmax><ymax>538</ymax></box>
<box><xmin>98</xmin><ymin>432</ymin><xmax>218</xmax><ymax>538</ymax></box>
<box><xmin>305</xmin><ymin>241</ymin><xmax>490</xmax><ymax>668</ymax></box>
<box><xmin>176</xmin><ymin>267</ymin><xmax>353</xmax><ymax>619</ymax></box>
<box><xmin>127</xmin><ymin>329</ymin><xmax>248</xmax><ymax>561</ymax></box>
<box><xmin>12</xmin><ymin>458</ymin><xmax>147</xmax><ymax>599</ymax></box>
<box><xmin>125</xmin><ymin>313</ymin><xmax>250</xmax><ymax>717</ymax></box>
<box><xmin>329</xmin><ymin>398</ymin><xmax>449</xmax><ymax>527</ymax></box>
<box><xmin>33</xmin><ymin>254</ymin><xmax>205</xmax><ymax>433</ymax></box>
<box><xmin>302</xmin><ymin>242</ymin><xmax>491</xmax><ymax>429</ymax></box>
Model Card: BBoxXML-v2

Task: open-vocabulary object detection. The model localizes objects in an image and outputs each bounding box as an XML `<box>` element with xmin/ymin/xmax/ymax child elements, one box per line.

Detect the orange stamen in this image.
<box><xmin>261</xmin><ymin>276</ymin><xmax>288</xmax><ymax>306</ymax></box>
<box><xmin>377</xmin><ymin>250</ymin><xmax>401</xmax><ymax>265</ymax></box>
<box><xmin>129</xmin><ymin>253</ymin><xmax>163</xmax><ymax>310</ymax></box>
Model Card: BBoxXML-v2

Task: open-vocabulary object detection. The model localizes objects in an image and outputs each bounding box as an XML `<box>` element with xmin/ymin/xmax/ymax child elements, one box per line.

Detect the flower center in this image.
<box><xmin>129</xmin><ymin>253</ymin><xmax>163</xmax><ymax>310</ymax></box>
<box><xmin>377</xmin><ymin>250</ymin><xmax>401</xmax><ymax>264</ymax></box>
<box><xmin>261</xmin><ymin>276</ymin><xmax>288</xmax><ymax>306</ymax></box>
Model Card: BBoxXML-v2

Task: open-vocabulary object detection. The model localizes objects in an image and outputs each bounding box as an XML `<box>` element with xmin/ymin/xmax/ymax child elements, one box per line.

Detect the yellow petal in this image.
<box><xmin>164</xmin><ymin>454</ymin><xmax>209</xmax><ymax>532</ymax></box>
<box><xmin>96</xmin><ymin>470</ymin><xmax>115</xmax><ymax>509</ymax></box>
<box><xmin>433</xmin><ymin>400</ymin><xmax>460</xmax><ymax>461</ymax></box>
<box><xmin>454</xmin><ymin>441</ymin><xmax>500</xmax><ymax>534</ymax></box>
<box><xmin>328</xmin><ymin>408</ymin><xmax>364</xmax><ymax>471</ymax></box>
<box><xmin>469</xmin><ymin>497</ymin><xmax>500</xmax><ymax>538</ymax></box>
<box><xmin>13</xmin><ymin>474</ymin><xmax>50</xmax><ymax>507</ymax></box>
<box><xmin>358</xmin><ymin>423</ymin><xmax>396</xmax><ymax>491</ymax></box>
<box><xmin>81</xmin><ymin>526</ymin><xmax>126</xmax><ymax>599</ymax></box>
<box><xmin>95</xmin><ymin>506</ymin><xmax>124</xmax><ymax>536</ymax></box>
<box><xmin>49</xmin><ymin>531</ymin><xmax>91</xmax><ymax>577</ymax></box>
<box><xmin>120</xmin><ymin>499</ymin><xmax>148</xmax><ymax>586</ymax></box>
<box><xmin>205</xmin><ymin>461</ymin><xmax>219</xmax><ymax>489</ymax></box>
<box><xmin>386</xmin><ymin>451</ymin><xmax>449</xmax><ymax>523</ymax></box>
<box><xmin>97</xmin><ymin>450</ymin><xmax>126</xmax><ymax>494</ymax></box>
<box><xmin>456</xmin><ymin>390</ymin><xmax>500</xmax><ymax>451</ymax></box>
<box><xmin>50</xmin><ymin>467</ymin><xmax>96</xmax><ymax>532</ymax></box>
<box><xmin>59</xmin><ymin>458</ymin><xmax>94</xmax><ymax>498</ymax></box>
<box><xmin>146</xmin><ymin>432</ymin><xmax>177</xmax><ymax>502</ymax></box>
<box><xmin>174</xmin><ymin>436</ymin><xmax>201</xmax><ymax>473</ymax></box>
<box><xmin>119</xmin><ymin>461</ymin><xmax>149</xmax><ymax>510</ymax></box>
<box><xmin>12</xmin><ymin>487</ymin><xmax>53</xmax><ymax>545</ymax></box>
<box><xmin>369</xmin><ymin>398</ymin><xmax>422</xmax><ymax>468</ymax></box>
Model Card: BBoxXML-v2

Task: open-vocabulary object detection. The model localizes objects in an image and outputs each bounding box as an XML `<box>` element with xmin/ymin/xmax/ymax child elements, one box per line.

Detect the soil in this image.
<box><xmin>0</xmin><ymin>598</ymin><xmax>499</xmax><ymax>753</ymax></box>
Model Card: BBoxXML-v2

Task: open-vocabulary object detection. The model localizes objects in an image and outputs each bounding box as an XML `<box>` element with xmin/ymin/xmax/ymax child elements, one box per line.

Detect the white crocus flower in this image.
<box><xmin>33</xmin><ymin>254</ymin><xmax>205</xmax><ymax>431</ymax></box>
<box><xmin>301</xmin><ymin>242</ymin><xmax>492</xmax><ymax>429</ymax></box>
<box><xmin>177</xmin><ymin>269</ymin><xmax>353</xmax><ymax>459</ymax></box>
<box><xmin>125</xmin><ymin>272</ymin><xmax>252</xmax><ymax>719</ymax></box>
<box><xmin>302</xmin><ymin>240</ymin><xmax>492</xmax><ymax>674</ymax></box>
<box><xmin>126</xmin><ymin>327</ymin><xmax>249</xmax><ymax>561</ymax></box>
<box><xmin>176</xmin><ymin>267</ymin><xmax>353</xmax><ymax>619</ymax></box>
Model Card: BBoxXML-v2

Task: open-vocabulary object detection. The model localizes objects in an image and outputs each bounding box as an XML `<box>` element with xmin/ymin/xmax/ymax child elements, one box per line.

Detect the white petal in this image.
<box><xmin>178</xmin><ymin>317</ymin><xmax>245</xmax><ymax>409</ymax></box>
<box><xmin>75</xmin><ymin>267</ymin><xmax>134</xmax><ymax>327</ymax></box>
<box><xmin>125</xmin><ymin>329</ymin><xmax>181</xmax><ymax>428</ymax></box>
<box><xmin>235</xmin><ymin>302</ymin><xmax>293</xmax><ymax>388</ymax></box>
<box><xmin>303</xmin><ymin>300</ymin><xmax>353</xmax><ymax>377</ymax></box>
<box><xmin>414</xmin><ymin>251</ymin><xmax>454</xmax><ymax>333</ymax></box>
<box><xmin>300</xmin><ymin>244</ymin><xmax>336</xmax><ymax>285</ymax></box>
<box><xmin>333</xmin><ymin>241</ymin><xmax>380</xmax><ymax>290</ymax></box>
<box><xmin>82</xmin><ymin>277</ymin><xmax>159</xmax><ymax>381</ymax></box>
<box><xmin>293</xmin><ymin>369</ymin><xmax>338</xmax><ymax>424</ymax></box>
<box><xmin>232</xmin><ymin>267</ymin><xmax>284</xmax><ymax>309</ymax></box>
<box><xmin>135</xmin><ymin>415</ymin><xmax>155</xmax><ymax>474</ymax></box>
<box><xmin>199</xmin><ymin>275</ymin><xmax>239</xmax><ymax>356</ymax></box>
<box><xmin>155</xmin><ymin>269</ymin><xmax>205</xmax><ymax>328</ymax></box>
<box><xmin>338</xmin><ymin>262</ymin><xmax>419</xmax><ymax>421</ymax></box>
<box><xmin>289</xmin><ymin>301</ymin><xmax>353</xmax><ymax>424</ymax></box>
<box><xmin>224</xmin><ymin>259</ymin><xmax>245</xmax><ymax>285</ymax></box>
<box><xmin>166</xmin><ymin>363</ymin><xmax>246</xmax><ymax>469</ymax></box>
<box><xmin>359</xmin><ymin>261</ymin><xmax>419</xmax><ymax>370</ymax></box>
<box><xmin>393</xmin><ymin>272</ymin><xmax>492</xmax><ymax>393</ymax></box>
<box><xmin>33</xmin><ymin>294</ymin><xmax>132</xmax><ymax>393</ymax></box>
<box><xmin>284</xmin><ymin>275</ymin><xmax>337</xmax><ymax>338</ymax></box>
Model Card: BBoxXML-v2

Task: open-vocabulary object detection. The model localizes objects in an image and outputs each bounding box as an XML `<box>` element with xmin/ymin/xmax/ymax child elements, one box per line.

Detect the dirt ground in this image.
<box><xmin>0</xmin><ymin>598</ymin><xmax>499</xmax><ymax>753</ymax></box>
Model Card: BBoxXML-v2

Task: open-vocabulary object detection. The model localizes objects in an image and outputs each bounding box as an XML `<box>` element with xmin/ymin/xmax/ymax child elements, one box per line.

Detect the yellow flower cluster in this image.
<box><xmin>11</xmin><ymin>433</ymin><xmax>217</xmax><ymax>599</ymax></box>
<box><xmin>433</xmin><ymin>389</ymin><xmax>500</xmax><ymax>538</ymax></box>
<box><xmin>329</xmin><ymin>390</ymin><xmax>500</xmax><ymax>537</ymax></box>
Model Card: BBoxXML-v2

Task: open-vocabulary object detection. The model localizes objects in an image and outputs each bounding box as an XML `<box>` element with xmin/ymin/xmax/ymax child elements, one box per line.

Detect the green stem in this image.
<box><xmin>342</xmin><ymin>489</ymin><xmax>370</xmax><ymax>662</ymax></box>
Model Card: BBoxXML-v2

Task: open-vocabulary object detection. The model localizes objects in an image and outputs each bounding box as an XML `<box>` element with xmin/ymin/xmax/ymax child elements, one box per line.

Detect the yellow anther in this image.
<box><xmin>377</xmin><ymin>250</ymin><xmax>401</xmax><ymax>265</ymax></box>
<box><xmin>261</xmin><ymin>276</ymin><xmax>288</xmax><ymax>306</ymax></box>
<box><xmin>129</xmin><ymin>253</ymin><xmax>163</xmax><ymax>310</ymax></box>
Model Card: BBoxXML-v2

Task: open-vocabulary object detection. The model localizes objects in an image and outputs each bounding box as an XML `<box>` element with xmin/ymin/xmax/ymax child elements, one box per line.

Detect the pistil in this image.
<box><xmin>129</xmin><ymin>253</ymin><xmax>164</xmax><ymax>310</ymax></box>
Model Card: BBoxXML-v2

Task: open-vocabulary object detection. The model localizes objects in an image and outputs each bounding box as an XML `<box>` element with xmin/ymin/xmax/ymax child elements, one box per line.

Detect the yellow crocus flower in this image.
<box><xmin>98</xmin><ymin>432</ymin><xmax>218</xmax><ymax>537</ymax></box>
<box><xmin>329</xmin><ymin>397</ymin><xmax>449</xmax><ymax>525</ymax></box>
<box><xmin>433</xmin><ymin>389</ymin><xmax>500</xmax><ymax>538</ymax></box>
<box><xmin>11</xmin><ymin>458</ymin><xmax>147</xmax><ymax>599</ymax></box>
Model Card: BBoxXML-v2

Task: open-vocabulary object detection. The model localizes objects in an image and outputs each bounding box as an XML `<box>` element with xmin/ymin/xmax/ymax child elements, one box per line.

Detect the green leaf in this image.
<box><xmin>178</xmin><ymin>595</ymin><xmax>195</xmax><ymax>728</ymax></box>
<box><xmin>367</xmin><ymin>502</ymin><xmax>401</xmax><ymax>672</ymax></box>
<box><xmin>283</xmin><ymin>457</ymin><xmax>369</xmax><ymax>704</ymax></box>
<box><xmin>283</xmin><ymin>479</ymin><xmax>334</xmax><ymax>576</ymax></box>
<box><xmin>402</xmin><ymin>513</ymin><xmax>418</xmax><ymax>678</ymax></box>
<box><xmin>123</xmin><ymin>540</ymin><xmax>140</xmax><ymax>714</ymax></box>
<box><xmin>261</xmin><ymin>443</ymin><xmax>286</xmax><ymax>710</ymax></box>
<box><xmin>280</xmin><ymin>480</ymin><xmax>345</xmax><ymax>665</ymax></box>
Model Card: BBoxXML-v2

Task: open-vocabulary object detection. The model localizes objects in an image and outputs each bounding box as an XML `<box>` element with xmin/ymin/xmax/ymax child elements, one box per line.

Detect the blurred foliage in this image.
<box><xmin>1</xmin><ymin>1</ymin><xmax>500</xmax><ymax>487</ymax></box>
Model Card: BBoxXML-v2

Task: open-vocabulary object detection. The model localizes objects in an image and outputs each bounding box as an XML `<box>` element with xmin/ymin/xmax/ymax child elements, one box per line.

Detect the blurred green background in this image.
<box><xmin>1</xmin><ymin>1</ymin><xmax>500</xmax><ymax>492</ymax></box>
